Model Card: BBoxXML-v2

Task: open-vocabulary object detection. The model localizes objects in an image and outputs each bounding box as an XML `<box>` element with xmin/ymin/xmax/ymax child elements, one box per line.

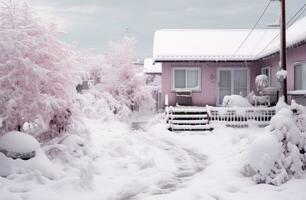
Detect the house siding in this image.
<box><xmin>259</xmin><ymin>42</ymin><xmax>306</xmax><ymax>95</ymax></box>
<box><xmin>160</xmin><ymin>43</ymin><xmax>306</xmax><ymax>107</ymax></box>
<box><xmin>162</xmin><ymin>61</ymin><xmax>260</xmax><ymax>106</ymax></box>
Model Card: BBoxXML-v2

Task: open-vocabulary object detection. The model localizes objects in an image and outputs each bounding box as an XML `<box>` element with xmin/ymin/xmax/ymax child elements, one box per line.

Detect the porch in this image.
<box><xmin>166</xmin><ymin>105</ymin><xmax>276</xmax><ymax>132</ymax></box>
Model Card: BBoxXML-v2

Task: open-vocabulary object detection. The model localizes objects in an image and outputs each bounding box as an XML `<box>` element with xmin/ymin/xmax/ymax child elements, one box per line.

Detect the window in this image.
<box><xmin>173</xmin><ymin>68</ymin><xmax>200</xmax><ymax>91</ymax></box>
<box><xmin>261</xmin><ymin>66</ymin><xmax>271</xmax><ymax>86</ymax></box>
<box><xmin>294</xmin><ymin>62</ymin><xmax>306</xmax><ymax>90</ymax></box>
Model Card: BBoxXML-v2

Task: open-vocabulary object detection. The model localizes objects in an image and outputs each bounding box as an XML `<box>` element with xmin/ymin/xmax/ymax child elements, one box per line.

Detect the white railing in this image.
<box><xmin>207</xmin><ymin>106</ymin><xmax>275</xmax><ymax>127</ymax></box>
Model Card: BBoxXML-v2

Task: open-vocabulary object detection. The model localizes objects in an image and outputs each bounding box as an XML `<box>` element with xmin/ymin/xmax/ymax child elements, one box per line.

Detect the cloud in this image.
<box><xmin>32</xmin><ymin>4</ymin><xmax>103</xmax><ymax>31</ymax></box>
<box><xmin>64</xmin><ymin>5</ymin><xmax>102</xmax><ymax>14</ymax></box>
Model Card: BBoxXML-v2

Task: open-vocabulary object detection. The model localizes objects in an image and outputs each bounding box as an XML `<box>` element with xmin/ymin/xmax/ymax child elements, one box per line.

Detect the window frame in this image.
<box><xmin>294</xmin><ymin>61</ymin><xmax>306</xmax><ymax>90</ymax></box>
<box><xmin>216</xmin><ymin>67</ymin><xmax>250</xmax><ymax>106</ymax></box>
<box><xmin>261</xmin><ymin>66</ymin><xmax>271</xmax><ymax>87</ymax></box>
<box><xmin>172</xmin><ymin>67</ymin><xmax>201</xmax><ymax>92</ymax></box>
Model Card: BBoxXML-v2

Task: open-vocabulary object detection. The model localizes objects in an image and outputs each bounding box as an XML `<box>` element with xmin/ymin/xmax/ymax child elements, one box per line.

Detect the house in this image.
<box><xmin>153</xmin><ymin>16</ymin><xmax>306</xmax><ymax>107</ymax></box>
<box><xmin>143</xmin><ymin>58</ymin><xmax>162</xmax><ymax>75</ymax></box>
<box><xmin>143</xmin><ymin>58</ymin><xmax>163</xmax><ymax>111</ymax></box>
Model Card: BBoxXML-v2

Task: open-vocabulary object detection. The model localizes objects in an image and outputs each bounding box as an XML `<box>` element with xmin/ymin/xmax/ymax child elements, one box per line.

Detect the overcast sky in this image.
<box><xmin>30</xmin><ymin>0</ymin><xmax>306</xmax><ymax>59</ymax></box>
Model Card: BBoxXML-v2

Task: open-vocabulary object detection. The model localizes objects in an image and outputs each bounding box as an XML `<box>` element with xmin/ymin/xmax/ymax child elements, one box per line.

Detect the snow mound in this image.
<box><xmin>248</xmin><ymin>133</ymin><xmax>281</xmax><ymax>176</ymax></box>
<box><xmin>222</xmin><ymin>95</ymin><xmax>252</xmax><ymax>107</ymax></box>
<box><xmin>0</xmin><ymin>131</ymin><xmax>59</xmax><ymax>178</ymax></box>
<box><xmin>61</xmin><ymin>134</ymin><xmax>88</xmax><ymax>158</ymax></box>
<box><xmin>0</xmin><ymin>131</ymin><xmax>40</xmax><ymax>153</ymax></box>
<box><xmin>275</xmin><ymin>96</ymin><xmax>289</xmax><ymax>112</ymax></box>
<box><xmin>245</xmin><ymin>100</ymin><xmax>306</xmax><ymax>185</ymax></box>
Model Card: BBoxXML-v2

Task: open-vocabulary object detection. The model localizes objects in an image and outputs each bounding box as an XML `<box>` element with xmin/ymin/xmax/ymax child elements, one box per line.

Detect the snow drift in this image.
<box><xmin>0</xmin><ymin>131</ymin><xmax>59</xmax><ymax>178</ymax></box>
<box><xmin>246</xmin><ymin>99</ymin><xmax>306</xmax><ymax>185</ymax></box>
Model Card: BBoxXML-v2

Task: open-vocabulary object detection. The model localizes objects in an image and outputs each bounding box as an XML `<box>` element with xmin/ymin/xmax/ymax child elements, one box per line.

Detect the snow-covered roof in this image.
<box><xmin>261</xmin><ymin>16</ymin><xmax>306</xmax><ymax>57</ymax></box>
<box><xmin>153</xmin><ymin>16</ymin><xmax>306</xmax><ymax>62</ymax></box>
<box><xmin>143</xmin><ymin>58</ymin><xmax>162</xmax><ymax>74</ymax></box>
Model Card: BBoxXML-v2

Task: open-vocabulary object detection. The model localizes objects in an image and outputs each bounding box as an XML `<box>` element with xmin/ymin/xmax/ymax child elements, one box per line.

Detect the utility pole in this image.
<box><xmin>280</xmin><ymin>0</ymin><xmax>288</xmax><ymax>103</ymax></box>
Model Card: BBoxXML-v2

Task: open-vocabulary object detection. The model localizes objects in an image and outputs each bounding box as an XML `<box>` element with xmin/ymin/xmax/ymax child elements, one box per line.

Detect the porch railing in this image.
<box><xmin>206</xmin><ymin>106</ymin><xmax>275</xmax><ymax>127</ymax></box>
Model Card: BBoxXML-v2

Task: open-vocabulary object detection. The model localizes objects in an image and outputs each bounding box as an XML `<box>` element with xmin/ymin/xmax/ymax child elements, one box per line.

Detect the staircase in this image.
<box><xmin>166</xmin><ymin>106</ymin><xmax>213</xmax><ymax>132</ymax></box>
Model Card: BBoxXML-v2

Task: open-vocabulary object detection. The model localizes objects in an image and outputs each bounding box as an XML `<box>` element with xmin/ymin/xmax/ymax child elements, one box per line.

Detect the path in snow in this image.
<box><xmin>130</xmin><ymin>121</ymin><xmax>207</xmax><ymax>197</ymax></box>
<box><xmin>149</xmin><ymin>140</ymin><xmax>207</xmax><ymax>195</ymax></box>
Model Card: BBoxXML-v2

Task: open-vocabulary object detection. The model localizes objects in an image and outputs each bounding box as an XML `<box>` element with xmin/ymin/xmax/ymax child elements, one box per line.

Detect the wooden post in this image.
<box><xmin>280</xmin><ymin>0</ymin><xmax>288</xmax><ymax>103</ymax></box>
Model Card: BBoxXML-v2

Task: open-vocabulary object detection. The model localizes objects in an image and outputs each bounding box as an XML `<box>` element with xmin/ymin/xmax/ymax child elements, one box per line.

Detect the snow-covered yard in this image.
<box><xmin>1</xmin><ymin>115</ymin><xmax>306</xmax><ymax>200</ymax></box>
<box><xmin>1</xmin><ymin>1</ymin><xmax>306</xmax><ymax>200</ymax></box>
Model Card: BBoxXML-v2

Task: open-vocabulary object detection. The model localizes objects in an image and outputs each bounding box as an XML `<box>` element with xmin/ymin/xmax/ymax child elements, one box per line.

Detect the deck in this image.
<box><xmin>166</xmin><ymin>106</ymin><xmax>276</xmax><ymax>132</ymax></box>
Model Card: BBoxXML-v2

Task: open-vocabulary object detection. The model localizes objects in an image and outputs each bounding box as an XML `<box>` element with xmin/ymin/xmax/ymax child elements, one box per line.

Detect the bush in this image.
<box><xmin>246</xmin><ymin>99</ymin><xmax>306</xmax><ymax>185</ymax></box>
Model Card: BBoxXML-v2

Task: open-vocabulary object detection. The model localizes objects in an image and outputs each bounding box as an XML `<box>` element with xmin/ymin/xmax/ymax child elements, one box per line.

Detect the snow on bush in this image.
<box><xmin>75</xmin><ymin>35</ymin><xmax>155</xmax><ymax>121</ymax></box>
<box><xmin>246</xmin><ymin>99</ymin><xmax>306</xmax><ymax>185</ymax></box>
<box><xmin>291</xmin><ymin>100</ymin><xmax>306</xmax><ymax>133</ymax></box>
<box><xmin>248</xmin><ymin>133</ymin><xmax>282</xmax><ymax>178</ymax></box>
<box><xmin>0</xmin><ymin>131</ymin><xmax>59</xmax><ymax>178</ymax></box>
<box><xmin>76</xmin><ymin>85</ymin><xmax>132</xmax><ymax>121</ymax></box>
<box><xmin>255</xmin><ymin>74</ymin><xmax>269</xmax><ymax>94</ymax></box>
<box><xmin>146</xmin><ymin>74</ymin><xmax>161</xmax><ymax>92</ymax></box>
<box><xmin>78</xmin><ymin>50</ymin><xmax>105</xmax><ymax>85</ymax></box>
<box><xmin>276</xmin><ymin>69</ymin><xmax>288</xmax><ymax>81</ymax></box>
<box><xmin>0</xmin><ymin>2</ymin><xmax>82</xmax><ymax>140</ymax></box>
<box><xmin>222</xmin><ymin>95</ymin><xmax>252</xmax><ymax>107</ymax></box>
<box><xmin>101</xmin><ymin>35</ymin><xmax>155</xmax><ymax>114</ymax></box>
<box><xmin>275</xmin><ymin>96</ymin><xmax>289</xmax><ymax>112</ymax></box>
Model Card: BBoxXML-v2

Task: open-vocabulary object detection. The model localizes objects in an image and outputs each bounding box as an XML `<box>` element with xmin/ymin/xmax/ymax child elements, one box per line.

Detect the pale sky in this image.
<box><xmin>29</xmin><ymin>0</ymin><xmax>306</xmax><ymax>59</ymax></box>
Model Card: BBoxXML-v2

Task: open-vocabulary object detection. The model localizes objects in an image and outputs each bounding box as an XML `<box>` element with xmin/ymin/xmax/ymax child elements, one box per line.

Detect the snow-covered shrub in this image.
<box><xmin>78</xmin><ymin>50</ymin><xmax>105</xmax><ymax>85</ymax></box>
<box><xmin>146</xmin><ymin>74</ymin><xmax>161</xmax><ymax>91</ymax></box>
<box><xmin>0</xmin><ymin>131</ymin><xmax>59</xmax><ymax>178</ymax></box>
<box><xmin>255</xmin><ymin>74</ymin><xmax>269</xmax><ymax>94</ymax></box>
<box><xmin>276</xmin><ymin>69</ymin><xmax>288</xmax><ymax>81</ymax></box>
<box><xmin>76</xmin><ymin>85</ymin><xmax>132</xmax><ymax>121</ymax></box>
<box><xmin>248</xmin><ymin>133</ymin><xmax>282</xmax><ymax>180</ymax></box>
<box><xmin>222</xmin><ymin>95</ymin><xmax>252</xmax><ymax>107</ymax></box>
<box><xmin>291</xmin><ymin>100</ymin><xmax>306</xmax><ymax>133</ymax></box>
<box><xmin>246</xmin><ymin>99</ymin><xmax>306</xmax><ymax>185</ymax></box>
<box><xmin>0</xmin><ymin>2</ymin><xmax>80</xmax><ymax>140</ymax></box>
<box><xmin>102</xmin><ymin>35</ymin><xmax>155</xmax><ymax>113</ymax></box>
<box><xmin>275</xmin><ymin>96</ymin><xmax>289</xmax><ymax>113</ymax></box>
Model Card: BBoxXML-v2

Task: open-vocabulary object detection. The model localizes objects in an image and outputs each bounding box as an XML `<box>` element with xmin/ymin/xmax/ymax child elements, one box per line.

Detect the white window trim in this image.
<box><xmin>261</xmin><ymin>66</ymin><xmax>271</xmax><ymax>86</ymax></box>
<box><xmin>294</xmin><ymin>61</ymin><xmax>306</xmax><ymax>90</ymax></box>
<box><xmin>172</xmin><ymin>67</ymin><xmax>201</xmax><ymax>92</ymax></box>
<box><xmin>216</xmin><ymin>67</ymin><xmax>250</xmax><ymax>106</ymax></box>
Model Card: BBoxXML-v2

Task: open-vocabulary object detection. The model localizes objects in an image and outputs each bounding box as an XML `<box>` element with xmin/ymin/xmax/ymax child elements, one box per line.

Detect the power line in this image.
<box><xmin>231</xmin><ymin>0</ymin><xmax>272</xmax><ymax>58</ymax></box>
<box><xmin>288</xmin><ymin>3</ymin><xmax>306</xmax><ymax>26</ymax></box>
<box><xmin>257</xmin><ymin>3</ymin><xmax>306</xmax><ymax>56</ymax></box>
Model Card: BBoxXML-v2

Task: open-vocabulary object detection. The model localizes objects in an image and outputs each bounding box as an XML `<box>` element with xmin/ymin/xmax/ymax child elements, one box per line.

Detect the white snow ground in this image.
<box><xmin>1</xmin><ymin>115</ymin><xmax>306</xmax><ymax>200</ymax></box>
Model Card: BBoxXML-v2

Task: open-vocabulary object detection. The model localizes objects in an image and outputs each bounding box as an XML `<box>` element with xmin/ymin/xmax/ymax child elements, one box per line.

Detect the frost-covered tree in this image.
<box><xmin>246</xmin><ymin>98</ymin><xmax>306</xmax><ymax>185</ymax></box>
<box><xmin>0</xmin><ymin>1</ymin><xmax>79</xmax><ymax>139</ymax></box>
<box><xmin>102</xmin><ymin>35</ymin><xmax>154</xmax><ymax>114</ymax></box>
<box><xmin>77</xmin><ymin>49</ymin><xmax>104</xmax><ymax>85</ymax></box>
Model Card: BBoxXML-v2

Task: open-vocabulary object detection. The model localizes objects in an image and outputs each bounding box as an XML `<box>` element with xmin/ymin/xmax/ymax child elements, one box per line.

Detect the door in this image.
<box><xmin>218</xmin><ymin>68</ymin><xmax>249</xmax><ymax>105</ymax></box>
<box><xmin>219</xmin><ymin>70</ymin><xmax>232</xmax><ymax>105</ymax></box>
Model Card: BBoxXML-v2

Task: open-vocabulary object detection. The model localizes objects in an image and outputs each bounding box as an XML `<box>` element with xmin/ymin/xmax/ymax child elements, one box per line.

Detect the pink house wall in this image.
<box><xmin>162</xmin><ymin>61</ymin><xmax>260</xmax><ymax>106</ymax></box>
<box><xmin>161</xmin><ymin>43</ymin><xmax>306</xmax><ymax>107</ymax></box>
<box><xmin>259</xmin><ymin>43</ymin><xmax>306</xmax><ymax>93</ymax></box>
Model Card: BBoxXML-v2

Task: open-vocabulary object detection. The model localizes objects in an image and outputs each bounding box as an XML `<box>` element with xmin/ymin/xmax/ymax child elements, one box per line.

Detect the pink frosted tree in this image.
<box><xmin>0</xmin><ymin>1</ymin><xmax>79</xmax><ymax>140</ymax></box>
<box><xmin>102</xmin><ymin>35</ymin><xmax>154</xmax><ymax>114</ymax></box>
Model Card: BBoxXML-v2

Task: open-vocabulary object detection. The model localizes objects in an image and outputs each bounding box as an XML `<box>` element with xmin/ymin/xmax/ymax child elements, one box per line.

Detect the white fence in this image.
<box><xmin>207</xmin><ymin>106</ymin><xmax>275</xmax><ymax>127</ymax></box>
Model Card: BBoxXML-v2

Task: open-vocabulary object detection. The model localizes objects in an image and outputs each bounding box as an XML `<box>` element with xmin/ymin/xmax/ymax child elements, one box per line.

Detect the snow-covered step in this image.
<box><xmin>169</xmin><ymin>124</ymin><xmax>213</xmax><ymax>131</ymax></box>
<box><xmin>166</xmin><ymin>106</ymin><xmax>213</xmax><ymax>132</ymax></box>
<box><xmin>169</xmin><ymin>106</ymin><xmax>207</xmax><ymax>113</ymax></box>
<box><xmin>168</xmin><ymin>114</ymin><xmax>208</xmax><ymax>119</ymax></box>
<box><xmin>171</xmin><ymin>119</ymin><xmax>209</xmax><ymax>124</ymax></box>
